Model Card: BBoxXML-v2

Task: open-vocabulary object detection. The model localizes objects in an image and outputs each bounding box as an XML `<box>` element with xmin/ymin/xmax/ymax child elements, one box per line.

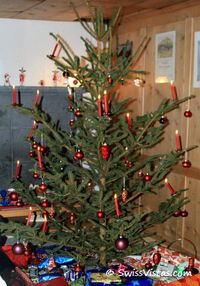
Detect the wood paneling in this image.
<box><xmin>118</xmin><ymin>4</ymin><xmax>200</xmax><ymax>257</ymax></box>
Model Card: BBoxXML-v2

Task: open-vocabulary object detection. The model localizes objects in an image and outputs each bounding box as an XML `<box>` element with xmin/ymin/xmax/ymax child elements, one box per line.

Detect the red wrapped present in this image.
<box><xmin>162</xmin><ymin>273</ymin><xmax>200</xmax><ymax>285</ymax></box>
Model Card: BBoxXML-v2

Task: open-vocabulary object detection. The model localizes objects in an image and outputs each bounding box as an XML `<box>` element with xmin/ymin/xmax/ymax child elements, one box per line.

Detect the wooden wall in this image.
<box><xmin>118</xmin><ymin>4</ymin><xmax>200</xmax><ymax>257</ymax></box>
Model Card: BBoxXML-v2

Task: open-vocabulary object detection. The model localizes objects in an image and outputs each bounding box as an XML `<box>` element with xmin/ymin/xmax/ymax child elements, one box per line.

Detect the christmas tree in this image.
<box><xmin>0</xmin><ymin>6</ymin><xmax>196</xmax><ymax>267</ymax></box>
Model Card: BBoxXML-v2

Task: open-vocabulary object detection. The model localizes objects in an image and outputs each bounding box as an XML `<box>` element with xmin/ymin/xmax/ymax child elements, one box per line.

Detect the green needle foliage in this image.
<box><xmin>0</xmin><ymin>5</ymin><xmax>197</xmax><ymax>266</ymax></box>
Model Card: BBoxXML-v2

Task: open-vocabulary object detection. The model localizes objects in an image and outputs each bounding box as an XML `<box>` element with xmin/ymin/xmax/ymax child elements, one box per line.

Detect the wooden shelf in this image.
<box><xmin>0</xmin><ymin>206</ymin><xmax>51</xmax><ymax>218</ymax></box>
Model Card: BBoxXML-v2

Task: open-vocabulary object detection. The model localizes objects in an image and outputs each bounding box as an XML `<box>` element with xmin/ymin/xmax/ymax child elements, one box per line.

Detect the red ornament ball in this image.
<box><xmin>40</xmin><ymin>145</ymin><xmax>45</xmax><ymax>153</ymax></box>
<box><xmin>74</xmin><ymin>264</ymin><xmax>82</xmax><ymax>273</ymax></box>
<box><xmin>153</xmin><ymin>252</ymin><xmax>161</xmax><ymax>265</ymax></box>
<box><xmin>181</xmin><ymin>210</ymin><xmax>188</xmax><ymax>217</ymax></box>
<box><xmin>96</xmin><ymin>210</ymin><xmax>105</xmax><ymax>219</ymax></box>
<box><xmin>39</xmin><ymin>182</ymin><xmax>47</xmax><ymax>192</ymax></box>
<box><xmin>29</xmin><ymin>150</ymin><xmax>35</xmax><ymax>158</ymax></box>
<box><xmin>74</xmin><ymin>108</ymin><xmax>81</xmax><ymax>117</ymax></box>
<box><xmin>173</xmin><ymin>209</ymin><xmax>182</xmax><ymax>217</ymax></box>
<box><xmin>74</xmin><ymin>149</ymin><xmax>84</xmax><ymax>160</ymax></box>
<box><xmin>12</xmin><ymin>243</ymin><xmax>25</xmax><ymax>255</ymax></box>
<box><xmin>69</xmin><ymin>120</ymin><xmax>75</xmax><ymax>126</ymax></box>
<box><xmin>69</xmin><ymin>213</ymin><xmax>75</xmax><ymax>225</ymax></box>
<box><xmin>184</xmin><ymin>110</ymin><xmax>192</xmax><ymax>118</ymax></box>
<box><xmin>68</xmin><ymin>104</ymin><xmax>73</xmax><ymax>111</ymax></box>
<box><xmin>16</xmin><ymin>199</ymin><xmax>24</xmax><ymax>207</ymax></box>
<box><xmin>144</xmin><ymin>174</ymin><xmax>152</xmax><ymax>182</ymax></box>
<box><xmin>107</xmin><ymin>75</ymin><xmax>113</xmax><ymax>84</ymax></box>
<box><xmin>182</xmin><ymin>159</ymin><xmax>192</xmax><ymax>168</ymax></box>
<box><xmin>33</xmin><ymin>171</ymin><xmax>39</xmax><ymax>179</ymax></box>
<box><xmin>73</xmin><ymin>79</ymin><xmax>78</xmax><ymax>85</ymax></box>
<box><xmin>145</xmin><ymin>262</ymin><xmax>152</xmax><ymax>270</ymax></box>
<box><xmin>159</xmin><ymin>116</ymin><xmax>168</xmax><ymax>124</ymax></box>
<box><xmin>100</xmin><ymin>143</ymin><xmax>110</xmax><ymax>160</ymax></box>
<box><xmin>41</xmin><ymin>199</ymin><xmax>49</xmax><ymax>208</ymax></box>
<box><xmin>121</xmin><ymin>188</ymin><xmax>128</xmax><ymax>203</ymax></box>
<box><xmin>9</xmin><ymin>191</ymin><xmax>18</xmax><ymax>201</ymax></box>
<box><xmin>32</xmin><ymin>141</ymin><xmax>38</xmax><ymax>150</ymax></box>
<box><xmin>115</xmin><ymin>235</ymin><xmax>129</xmax><ymax>251</ymax></box>
<box><xmin>73</xmin><ymin>155</ymin><xmax>79</xmax><ymax>161</ymax></box>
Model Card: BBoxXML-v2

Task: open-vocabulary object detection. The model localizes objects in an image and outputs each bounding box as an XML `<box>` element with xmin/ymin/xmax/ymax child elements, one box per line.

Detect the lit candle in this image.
<box><xmin>42</xmin><ymin>214</ymin><xmax>47</xmax><ymax>232</ymax></box>
<box><xmin>26</xmin><ymin>206</ymin><xmax>33</xmax><ymax>225</ymax></box>
<box><xmin>126</xmin><ymin>113</ymin><xmax>131</xmax><ymax>129</ymax></box>
<box><xmin>175</xmin><ymin>130</ymin><xmax>181</xmax><ymax>151</ymax></box>
<box><xmin>114</xmin><ymin>193</ymin><xmax>120</xmax><ymax>217</ymax></box>
<box><xmin>51</xmin><ymin>41</ymin><xmax>59</xmax><ymax>57</ymax></box>
<box><xmin>124</xmin><ymin>147</ymin><xmax>129</xmax><ymax>165</ymax></box>
<box><xmin>34</xmin><ymin>89</ymin><xmax>40</xmax><ymax>106</ymax></box>
<box><xmin>15</xmin><ymin>160</ymin><xmax>20</xmax><ymax>178</ymax></box>
<box><xmin>12</xmin><ymin>85</ymin><xmax>17</xmax><ymax>106</ymax></box>
<box><xmin>37</xmin><ymin>146</ymin><xmax>43</xmax><ymax>170</ymax></box>
<box><xmin>170</xmin><ymin>81</ymin><xmax>177</xmax><ymax>101</ymax></box>
<box><xmin>165</xmin><ymin>178</ymin><xmax>175</xmax><ymax>195</ymax></box>
<box><xmin>103</xmin><ymin>90</ymin><xmax>109</xmax><ymax>114</ymax></box>
<box><xmin>97</xmin><ymin>95</ymin><xmax>102</xmax><ymax>117</ymax></box>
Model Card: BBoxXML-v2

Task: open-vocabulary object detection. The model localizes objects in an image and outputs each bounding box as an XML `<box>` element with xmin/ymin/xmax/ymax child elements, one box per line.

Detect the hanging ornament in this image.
<box><xmin>69</xmin><ymin>213</ymin><xmax>75</xmax><ymax>225</ymax></box>
<box><xmin>181</xmin><ymin>210</ymin><xmax>188</xmax><ymax>217</ymax></box>
<box><xmin>153</xmin><ymin>252</ymin><xmax>161</xmax><ymax>265</ymax></box>
<box><xmin>74</xmin><ymin>149</ymin><xmax>84</xmax><ymax>160</ymax></box>
<box><xmin>100</xmin><ymin>143</ymin><xmax>110</xmax><ymax>160</ymax></box>
<box><xmin>40</xmin><ymin>145</ymin><xmax>45</xmax><ymax>154</ymax></box>
<box><xmin>24</xmin><ymin>244</ymin><xmax>32</xmax><ymax>256</ymax></box>
<box><xmin>32</xmin><ymin>141</ymin><xmax>38</xmax><ymax>150</ymax></box>
<box><xmin>74</xmin><ymin>264</ymin><xmax>82</xmax><ymax>273</ymax></box>
<box><xmin>9</xmin><ymin>191</ymin><xmax>18</xmax><ymax>201</ymax></box>
<box><xmin>41</xmin><ymin>199</ymin><xmax>50</xmax><ymax>208</ymax></box>
<box><xmin>119</xmin><ymin>78</ymin><xmax>124</xmax><ymax>85</ymax></box>
<box><xmin>133</xmin><ymin>77</ymin><xmax>145</xmax><ymax>87</ymax></box>
<box><xmin>121</xmin><ymin>188</ymin><xmax>128</xmax><ymax>203</ymax></box>
<box><xmin>184</xmin><ymin>110</ymin><xmax>192</xmax><ymax>118</ymax></box>
<box><xmin>182</xmin><ymin>159</ymin><xmax>192</xmax><ymax>168</ymax></box>
<box><xmin>96</xmin><ymin>210</ymin><xmax>105</xmax><ymax>219</ymax></box>
<box><xmin>33</xmin><ymin>171</ymin><xmax>39</xmax><ymax>179</ymax></box>
<box><xmin>128</xmin><ymin>161</ymin><xmax>134</xmax><ymax>168</ymax></box>
<box><xmin>63</xmin><ymin>71</ymin><xmax>70</xmax><ymax>78</ymax></box>
<box><xmin>115</xmin><ymin>235</ymin><xmax>129</xmax><ymax>251</ymax></box>
<box><xmin>145</xmin><ymin>262</ymin><xmax>152</xmax><ymax>270</ymax></box>
<box><xmin>68</xmin><ymin>104</ymin><xmax>73</xmax><ymax>111</ymax></box>
<box><xmin>138</xmin><ymin>171</ymin><xmax>144</xmax><ymax>177</ymax></box>
<box><xmin>29</xmin><ymin>150</ymin><xmax>35</xmax><ymax>158</ymax></box>
<box><xmin>69</xmin><ymin>119</ymin><xmax>75</xmax><ymax>126</ymax></box>
<box><xmin>39</xmin><ymin>182</ymin><xmax>47</xmax><ymax>192</ymax></box>
<box><xmin>73</xmin><ymin>79</ymin><xmax>78</xmax><ymax>85</ymax></box>
<box><xmin>144</xmin><ymin>173</ymin><xmax>152</xmax><ymax>182</ymax></box>
<box><xmin>16</xmin><ymin>199</ymin><xmax>24</xmax><ymax>207</ymax></box>
<box><xmin>74</xmin><ymin>108</ymin><xmax>82</xmax><ymax>117</ymax></box>
<box><xmin>107</xmin><ymin>74</ymin><xmax>113</xmax><ymax>84</ymax></box>
<box><xmin>159</xmin><ymin>116</ymin><xmax>168</xmax><ymax>124</ymax></box>
<box><xmin>49</xmin><ymin>207</ymin><xmax>56</xmax><ymax>218</ymax></box>
<box><xmin>12</xmin><ymin>242</ymin><xmax>25</xmax><ymax>255</ymax></box>
<box><xmin>173</xmin><ymin>209</ymin><xmax>181</xmax><ymax>217</ymax></box>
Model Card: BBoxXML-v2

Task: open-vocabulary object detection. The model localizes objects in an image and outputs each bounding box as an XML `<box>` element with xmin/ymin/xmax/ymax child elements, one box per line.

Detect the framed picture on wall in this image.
<box><xmin>155</xmin><ymin>31</ymin><xmax>176</xmax><ymax>83</ymax></box>
<box><xmin>193</xmin><ymin>31</ymin><xmax>200</xmax><ymax>88</ymax></box>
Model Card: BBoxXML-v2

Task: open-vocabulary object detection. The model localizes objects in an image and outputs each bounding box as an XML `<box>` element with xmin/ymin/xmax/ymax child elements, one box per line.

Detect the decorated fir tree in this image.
<box><xmin>0</xmin><ymin>6</ymin><xmax>196</xmax><ymax>267</ymax></box>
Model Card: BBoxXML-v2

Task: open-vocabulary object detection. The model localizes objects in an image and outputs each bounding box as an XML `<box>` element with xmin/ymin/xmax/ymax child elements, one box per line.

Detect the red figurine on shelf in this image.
<box><xmin>19</xmin><ymin>67</ymin><xmax>26</xmax><ymax>86</ymax></box>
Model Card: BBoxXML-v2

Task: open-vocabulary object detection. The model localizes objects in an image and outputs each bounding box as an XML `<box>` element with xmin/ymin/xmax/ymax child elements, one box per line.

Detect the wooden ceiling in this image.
<box><xmin>0</xmin><ymin>0</ymin><xmax>200</xmax><ymax>22</ymax></box>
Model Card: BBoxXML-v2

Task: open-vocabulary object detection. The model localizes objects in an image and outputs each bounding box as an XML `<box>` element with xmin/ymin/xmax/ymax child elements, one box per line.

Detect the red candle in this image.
<box><xmin>165</xmin><ymin>178</ymin><xmax>175</xmax><ymax>195</ymax></box>
<box><xmin>15</xmin><ymin>160</ymin><xmax>20</xmax><ymax>178</ymax></box>
<box><xmin>97</xmin><ymin>95</ymin><xmax>102</xmax><ymax>117</ymax></box>
<box><xmin>170</xmin><ymin>81</ymin><xmax>177</xmax><ymax>101</ymax></box>
<box><xmin>12</xmin><ymin>85</ymin><xmax>17</xmax><ymax>106</ymax></box>
<box><xmin>34</xmin><ymin>89</ymin><xmax>40</xmax><ymax>106</ymax></box>
<box><xmin>175</xmin><ymin>130</ymin><xmax>181</xmax><ymax>151</ymax></box>
<box><xmin>51</xmin><ymin>41</ymin><xmax>59</xmax><ymax>57</ymax></box>
<box><xmin>42</xmin><ymin>214</ymin><xmax>47</xmax><ymax>232</ymax></box>
<box><xmin>126</xmin><ymin>113</ymin><xmax>131</xmax><ymax>129</ymax></box>
<box><xmin>114</xmin><ymin>193</ymin><xmax>120</xmax><ymax>217</ymax></box>
<box><xmin>26</xmin><ymin>206</ymin><xmax>33</xmax><ymax>225</ymax></box>
<box><xmin>103</xmin><ymin>90</ymin><xmax>109</xmax><ymax>114</ymax></box>
<box><xmin>37</xmin><ymin>146</ymin><xmax>43</xmax><ymax>170</ymax></box>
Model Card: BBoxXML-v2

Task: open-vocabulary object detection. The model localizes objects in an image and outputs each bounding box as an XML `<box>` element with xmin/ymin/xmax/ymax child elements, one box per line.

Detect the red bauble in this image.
<box><xmin>73</xmin><ymin>155</ymin><xmax>79</xmax><ymax>161</ymax></box>
<box><xmin>74</xmin><ymin>149</ymin><xmax>84</xmax><ymax>160</ymax></box>
<box><xmin>12</xmin><ymin>243</ymin><xmax>25</xmax><ymax>255</ymax></box>
<box><xmin>184</xmin><ymin>110</ymin><xmax>192</xmax><ymax>118</ymax></box>
<box><xmin>29</xmin><ymin>150</ymin><xmax>35</xmax><ymax>158</ymax></box>
<box><xmin>69</xmin><ymin>120</ymin><xmax>75</xmax><ymax>126</ymax></box>
<box><xmin>74</xmin><ymin>264</ymin><xmax>82</xmax><ymax>272</ymax></box>
<box><xmin>68</xmin><ymin>94</ymin><xmax>73</xmax><ymax>101</ymax></box>
<box><xmin>181</xmin><ymin>210</ymin><xmax>188</xmax><ymax>217</ymax></box>
<box><xmin>145</xmin><ymin>262</ymin><xmax>152</xmax><ymax>269</ymax></box>
<box><xmin>100</xmin><ymin>143</ymin><xmax>110</xmax><ymax>160</ymax></box>
<box><xmin>173</xmin><ymin>209</ymin><xmax>181</xmax><ymax>217</ymax></box>
<box><xmin>33</xmin><ymin>171</ymin><xmax>39</xmax><ymax>179</ymax></box>
<box><xmin>159</xmin><ymin>116</ymin><xmax>168</xmax><ymax>124</ymax></box>
<box><xmin>73</xmin><ymin>79</ymin><xmax>78</xmax><ymax>85</ymax></box>
<box><xmin>39</xmin><ymin>182</ymin><xmax>47</xmax><ymax>191</ymax></box>
<box><xmin>41</xmin><ymin>199</ymin><xmax>49</xmax><ymax>208</ymax></box>
<box><xmin>74</xmin><ymin>108</ymin><xmax>81</xmax><ymax>117</ymax></box>
<box><xmin>96</xmin><ymin>210</ymin><xmax>105</xmax><ymax>219</ymax></box>
<box><xmin>144</xmin><ymin>173</ymin><xmax>152</xmax><ymax>182</ymax></box>
<box><xmin>153</xmin><ymin>252</ymin><xmax>161</xmax><ymax>265</ymax></box>
<box><xmin>182</xmin><ymin>159</ymin><xmax>192</xmax><ymax>168</ymax></box>
<box><xmin>115</xmin><ymin>235</ymin><xmax>129</xmax><ymax>250</ymax></box>
<box><xmin>69</xmin><ymin>213</ymin><xmax>75</xmax><ymax>225</ymax></box>
<box><xmin>40</xmin><ymin>145</ymin><xmax>45</xmax><ymax>153</ymax></box>
<box><xmin>107</xmin><ymin>75</ymin><xmax>113</xmax><ymax>84</ymax></box>
<box><xmin>9</xmin><ymin>191</ymin><xmax>18</xmax><ymax>201</ymax></box>
<box><xmin>68</xmin><ymin>104</ymin><xmax>73</xmax><ymax>111</ymax></box>
<box><xmin>121</xmin><ymin>188</ymin><xmax>128</xmax><ymax>203</ymax></box>
<box><xmin>16</xmin><ymin>199</ymin><xmax>24</xmax><ymax>207</ymax></box>
<box><xmin>32</xmin><ymin>141</ymin><xmax>38</xmax><ymax>150</ymax></box>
